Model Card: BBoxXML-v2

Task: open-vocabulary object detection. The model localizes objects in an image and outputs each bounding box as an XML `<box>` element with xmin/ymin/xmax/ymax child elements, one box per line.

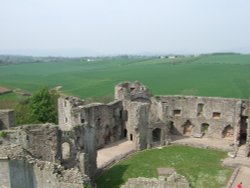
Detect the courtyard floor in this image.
<box><xmin>97</xmin><ymin>139</ymin><xmax>136</xmax><ymax>169</ymax></box>
<box><xmin>96</xmin><ymin>136</ymin><xmax>250</xmax><ymax>187</ymax></box>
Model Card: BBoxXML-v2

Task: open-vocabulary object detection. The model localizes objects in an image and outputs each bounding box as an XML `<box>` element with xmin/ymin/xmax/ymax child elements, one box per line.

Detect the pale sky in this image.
<box><xmin>0</xmin><ymin>0</ymin><xmax>250</xmax><ymax>56</ymax></box>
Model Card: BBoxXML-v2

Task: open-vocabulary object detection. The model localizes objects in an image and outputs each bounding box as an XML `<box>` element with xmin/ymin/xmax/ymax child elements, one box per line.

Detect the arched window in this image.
<box><xmin>222</xmin><ymin>125</ymin><xmax>234</xmax><ymax>140</ymax></box>
<box><xmin>201</xmin><ymin>123</ymin><xmax>209</xmax><ymax>135</ymax></box>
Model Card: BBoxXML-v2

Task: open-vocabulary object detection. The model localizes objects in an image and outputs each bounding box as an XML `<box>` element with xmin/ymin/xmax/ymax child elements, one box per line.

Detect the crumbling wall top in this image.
<box><xmin>115</xmin><ymin>81</ymin><xmax>152</xmax><ymax>101</ymax></box>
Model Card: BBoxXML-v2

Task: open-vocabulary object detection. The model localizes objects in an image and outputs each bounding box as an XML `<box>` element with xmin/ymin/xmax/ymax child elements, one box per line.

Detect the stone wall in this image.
<box><xmin>0</xmin><ymin>109</ymin><xmax>15</xmax><ymax>130</ymax></box>
<box><xmin>0</xmin><ymin>158</ymin><xmax>10</xmax><ymax>188</ymax></box>
<box><xmin>158</xmin><ymin>96</ymin><xmax>243</xmax><ymax>141</ymax></box>
<box><xmin>17</xmin><ymin>124</ymin><xmax>61</xmax><ymax>163</ymax></box>
<box><xmin>115</xmin><ymin>81</ymin><xmax>152</xmax><ymax>101</ymax></box>
<box><xmin>58</xmin><ymin>96</ymin><xmax>125</xmax><ymax>150</ymax></box>
<box><xmin>124</xmin><ymin>101</ymin><xmax>150</xmax><ymax>150</ymax></box>
<box><xmin>58</xmin><ymin>96</ymin><xmax>85</xmax><ymax>131</ymax></box>
<box><xmin>6</xmin><ymin>158</ymin><xmax>83</xmax><ymax>188</ymax></box>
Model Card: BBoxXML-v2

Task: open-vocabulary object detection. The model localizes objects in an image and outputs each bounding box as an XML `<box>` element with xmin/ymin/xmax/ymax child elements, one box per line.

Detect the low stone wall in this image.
<box><xmin>121</xmin><ymin>173</ymin><xmax>190</xmax><ymax>188</ymax></box>
<box><xmin>225</xmin><ymin>166</ymin><xmax>240</xmax><ymax>188</ymax></box>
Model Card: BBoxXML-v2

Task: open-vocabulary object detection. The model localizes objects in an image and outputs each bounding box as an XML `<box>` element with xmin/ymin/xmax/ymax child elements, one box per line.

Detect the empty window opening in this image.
<box><xmin>130</xmin><ymin>134</ymin><xmax>133</xmax><ymax>141</ymax></box>
<box><xmin>81</xmin><ymin>119</ymin><xmax>85</xmax><ymax>123</ymax></box>
<box><xmin>62</xmin><ymin>142</ymin><xmax>71</xmax><ymax>160</ymax></box>
<box><xmin>97</xmin><ymin>118</ymin><xmax>101</xmax><ymax>126</ymax></box>
<box><xmin>124</xmin><ymin>129</ymin><xmax>128</xmax><ymax>138</ymax></box>
<box><xmin>213</xmin><ymin>112</ymin><xmax>221</xmax><ymax>119</ymax></box>
<box><xmin>197</xmin><ymin>103</ymin><xmax>204</xmax><ymax>116</ymax></box>
<box><xmin>183</xmin><ymin>120</ymin><xmax>193</xmax><ymax>136</ymax></box>
<box><xmin>222</xmin><ymin>125</ymin><xmax>234</xmax><ymax>140</ymax></box>
<box><xmin>120</xmin><ymin>110</ymin><xmax>123</xmax><ymax>119</ymax></box>
<box><xmin>130</xmin><ymin>87</ymin><xmax>135</xmax><ymax>92</ymax></box>
<box><xmin>201</xmin><ymin>123</ymin><xmax>209</xmax><ymax>135</ymax></box>
<box><xmin>64</xmin><ymin>101</ymin><xmax>67</xmax><ymax>107</ymax></box>
<box><xmin>65</xmin><ymin>117</ymin><xmax>68</xmax><ymax>123</ymax></box>
<box><xmin>173</xmin><ymin>110</ymin><xmax>181</xmax><ymax>116</ymax></box>
<box><xmin>152</xmin><ymin>128</ymin><xmax>161</xmax><ymax>142</ymax></box>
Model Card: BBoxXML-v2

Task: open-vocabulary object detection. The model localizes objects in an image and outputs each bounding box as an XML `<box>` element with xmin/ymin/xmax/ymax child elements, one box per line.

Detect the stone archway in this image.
<box><xmin>182</xmin><ymin>120</ymin><xmax>193</xmax><ymax>136</ymax></box>
<box><xmin>152</xmin><ymin>128</ymin><xmax>161</xmax><ymax>142</ymax></box>
<box><xmin>62</xmin><ymin>142</ymin><xmax>71</xmax><ymax>160</ymax></box>
<box><xmin>222</xmin><ymin>125</ymin><xmax>234</xmax><ymax>140</ymax></box>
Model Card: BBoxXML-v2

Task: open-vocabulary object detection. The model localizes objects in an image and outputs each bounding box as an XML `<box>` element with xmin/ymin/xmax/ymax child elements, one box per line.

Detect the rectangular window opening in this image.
<box><xmin>213</xmin><ymin>112</ymin><xmax>221</xmax><ymax>119</ymax></box>
<box><xmin>173</xmin><ymin>110</ymin><xmax>181</xmax><ymax>116</ymax></box>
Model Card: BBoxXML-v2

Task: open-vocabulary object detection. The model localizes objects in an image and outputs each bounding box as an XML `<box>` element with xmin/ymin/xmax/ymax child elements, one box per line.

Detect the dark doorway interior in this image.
<box><xmin>0</xmin><ymin>119</ymin><xmax>3</xmax><ymax>130</ymax></box>
<box><xmin>240</xmin><ymin>116</ymin><xmax>248</xmax><ymax>145</ymax></box>
<box><xmin>152</xmin><ymin>128</ymin><xmax>161</xmax><ymax>142</ymax></box>
<box><xmin>130</xmin><ymin>134</ymin><xmax>133</xmax><ymax>141</ymax></box>
<box><xmin>201</xmin><ymin>123</ymin><xmax>209</xmax><ymax>135</ymax></box>
<box><xmin>124</xmin><ymin>129</ymin><xmax>127</xmax><ymax>138</ymax></box>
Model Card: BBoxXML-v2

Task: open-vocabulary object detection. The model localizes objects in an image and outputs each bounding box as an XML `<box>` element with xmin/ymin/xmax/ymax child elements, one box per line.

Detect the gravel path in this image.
<box><xmin>97</xmin><ymin>139</ymin><xmax>136</xmax><ymax>169</ymax></box>
<box><xmin>231</xmin><ymin>166</ymin><xmax>250</xmax><ymax>188</ymax></box>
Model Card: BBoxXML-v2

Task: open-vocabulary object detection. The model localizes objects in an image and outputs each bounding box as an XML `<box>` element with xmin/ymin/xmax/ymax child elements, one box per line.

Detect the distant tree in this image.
<box><xmin>14</xmin><ymin>87</ymin><xmax>59</xmax><ymax>125</ymax></box>
<box><xmin>29</xmin><ymin>87</ymin><xmax>58</xmax><ymax>124</ymax></box>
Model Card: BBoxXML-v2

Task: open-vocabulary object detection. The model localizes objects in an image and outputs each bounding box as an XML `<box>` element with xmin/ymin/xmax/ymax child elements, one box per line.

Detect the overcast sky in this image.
<box><xmin>0</xmin><ymin>0</ymin><xmax>250</xmax><ymax>56</ymax></box>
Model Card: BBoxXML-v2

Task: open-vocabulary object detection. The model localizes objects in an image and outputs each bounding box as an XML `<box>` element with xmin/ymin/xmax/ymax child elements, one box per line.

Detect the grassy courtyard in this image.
<box><xmin>96</xmin><ymin>145</ymin><xmax>232</xmax><ymax>188</ymax></box>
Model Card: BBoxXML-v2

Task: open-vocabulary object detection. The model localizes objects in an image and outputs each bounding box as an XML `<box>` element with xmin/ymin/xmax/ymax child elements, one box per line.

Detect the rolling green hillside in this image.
<box><xmin>0</xmin><ymin>54</ymin><xmax>250</xmax><ymax>101</ymax></box>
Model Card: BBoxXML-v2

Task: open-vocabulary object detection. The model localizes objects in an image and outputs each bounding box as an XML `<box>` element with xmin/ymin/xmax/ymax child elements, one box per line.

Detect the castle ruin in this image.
<box><xmin>0</xmin><ymin>81</ymin><xmax>250</xmax><ymax>187</ymax></box>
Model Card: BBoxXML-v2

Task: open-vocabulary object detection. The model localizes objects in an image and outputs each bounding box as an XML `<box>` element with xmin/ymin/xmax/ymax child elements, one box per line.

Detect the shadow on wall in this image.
<box><xmin>9</xmin><ymin>159</ymin><xmax>37</xmax><ymax>188</ymax></box>
<box><xmin>169</xmin><ymin>121</ymin><xmax>182</xmax><ymax>135</ymax></box>
<box><xmin>96</xmin><ymin>164</ymin><xmax>129</xmax><ymax>188</ymax></box>
<box><xmin>0</xmin><ymin>119</ymin><xmax>3</xmax><ymax>130</ymax></box>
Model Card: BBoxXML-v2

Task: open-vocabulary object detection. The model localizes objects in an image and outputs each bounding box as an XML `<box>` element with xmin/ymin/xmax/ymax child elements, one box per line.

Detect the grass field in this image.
<box><xmin>96</xmin><ymin>145</ymin><xmax>232</xmax><ymax>188</ymax></box>
<box><xmin>0</xmin><ymin>54</ymin><xmax>250</xmax><ymax>101</ymax></box>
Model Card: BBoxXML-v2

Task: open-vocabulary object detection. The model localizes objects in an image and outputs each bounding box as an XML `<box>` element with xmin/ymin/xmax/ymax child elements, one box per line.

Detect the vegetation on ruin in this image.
<box><xmin>96</xmin><ymin>145</ymin><xmax>232</xmax><ymax>188</ymax></box>
<box><xmin>0</xmin><ymin>131</ymin><xmax>8</xmax><ymax>138</ymax></box>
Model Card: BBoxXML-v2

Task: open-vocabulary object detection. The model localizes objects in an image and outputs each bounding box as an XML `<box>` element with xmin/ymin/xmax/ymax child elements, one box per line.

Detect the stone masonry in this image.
<box><xmin>1</xmin><ymin>81</ymin><xmax>250</xmax><ymax>188</ymax></box>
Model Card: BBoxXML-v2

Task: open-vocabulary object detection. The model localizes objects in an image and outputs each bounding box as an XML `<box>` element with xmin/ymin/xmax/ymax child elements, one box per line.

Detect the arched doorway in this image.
<box><xmin>130</xmin><ymin>134</ymin><xmax>133</xmax><ymax>141</ymax></box>
<box><xmin>201</xmin><ymin>123</ymin><xmax>209</xmax><ymax>135</ymax></box>
<box><xmin>222</xmin><ymin>125</ymin><xmax>234</xmax><ymax>140</ymax></box>
<box><xmin>152</xmin><ymin>128</ymin><xmax>161</xmax><ymax>142</ymax></box>
<box><xmin>123</xmin><ymin>129</ymin><xmax>127</xmax><ymax>138</ymax></box>
<box><xmin>183</xmin><ymin>120</ymin><xmax>193</xmax><ymax>136</ymax></box>
<box><xmin>62</xmin><ymin>142</ymin><xmax>71</xmax><ymax>160</ymax></box>
<box><xmin>169</xmin><ymin>121</ymin><xmax>176</xmax><ymax>134</ymax></box>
